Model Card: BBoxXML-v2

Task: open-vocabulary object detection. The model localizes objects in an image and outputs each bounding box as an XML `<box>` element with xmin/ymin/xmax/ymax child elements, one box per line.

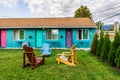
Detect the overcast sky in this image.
<box><xmin>0</xmin><ymin>0</ymin><xmax>120</xmax><ymax>24</ymax></box>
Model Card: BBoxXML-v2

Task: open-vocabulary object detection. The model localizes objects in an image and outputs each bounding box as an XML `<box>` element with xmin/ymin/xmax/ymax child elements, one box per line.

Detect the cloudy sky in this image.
<box><xmin>0</xmin><ymin>0</ymin><xmax>120</xmax><ymax>24</ymax></box>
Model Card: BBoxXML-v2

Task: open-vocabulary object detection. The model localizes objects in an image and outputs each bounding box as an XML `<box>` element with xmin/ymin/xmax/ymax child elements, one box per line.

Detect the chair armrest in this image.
<box><xmin>37</xmin><ymin>55</ymin><xmax>43</xmax><ymax>57</ymax></box>
<box><xmin>37</xmin><ymin>55</ymin><xmax>45</xmax><ymax>59</ymax></box>
<box><xmin>57</xmin><ymin>54</ymin><xmax>63</xmax><ymax>56</ymax></box>
<box><xmin>62</xmin><ymin>52</ymin><xmax>70</xmax><ymax>56</ymax></box>
<box><xmin>62</xmin><ymin>52</ymin><xmax>70</xmax><ymax>54</ymax></box>
<box><xmin>57</xmin><ymin>52</ymin><xmax>70</xmax><ymax>57</ymax></box>
<box><xmin>49</xmin><ymin>49</ymin><xmax>52</xmax><ymax>52</ymax></box>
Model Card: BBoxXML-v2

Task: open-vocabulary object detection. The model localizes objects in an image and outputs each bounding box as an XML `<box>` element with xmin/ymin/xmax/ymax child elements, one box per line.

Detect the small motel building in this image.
<box><xmin>0</xmin><ymin>17</ymin><xmax>96</xmax><ymax>49</ymax></box>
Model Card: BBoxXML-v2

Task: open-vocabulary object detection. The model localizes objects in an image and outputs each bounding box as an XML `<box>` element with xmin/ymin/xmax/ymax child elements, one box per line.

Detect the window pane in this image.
<box><xmin>78</xmin><ymin>30</ymin><xmax>82</xmax><ymax>40</ymax></box>
<box><xmin>51</xmin><ymin>30</ymin><xmax>58</xmax><ymax>39</ymax></box>
<box><xmin>46</xmin><ymin>29</ymin><xmax>58</xmax><ymax>40</ymax></box>
<box><xmin>14</xmin><ymin>30</ymin><xmax>24</xmax><ymax>40</ymax></box>
<box><xmin>83</xmin><ymin>29</ymin><xmax>88</xmax><ymax>39</ymax></box>
<box><xmin>46</xmin><ymin>30</ymin><xmax>51</xmax><ymax>39</ymax></box>
<box><xmin>14</xmin><ymin>30</ymin><xmax>19</xmax><ymax>40</ymax></box>
<box><xmin>20</xmin><ymin>30</ymin><xmax>24</xmax><ymax>39</ymax></box>
<box><xmin>77</xmin><ymin>30</ymin><xmax>82</xmax><ymax>40</ymax></box>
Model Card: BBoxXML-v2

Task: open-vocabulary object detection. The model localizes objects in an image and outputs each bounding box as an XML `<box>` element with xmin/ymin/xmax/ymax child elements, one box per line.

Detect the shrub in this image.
<box><xmin>107</xmin><ymin>43</ymin><xmax>116</xmax><ymax>66</ymax></box>
<box><xmin>96</xmin><ymin>30</ymin><xmax>104</xmax><ymax>57</ymax></box>
<box><xmin>100</xmin><ymin>32</ymin><xmax>111</xmax><ymax>61</ymax></box>
<box><xmin>107</xmin><ymin>32</ymin><xmax>120</xmax><ymax>66</ymax></box>
<box><xmin>115</xmin><ymin>46</ymin><xmax>120</xmax><ymax>68</ymax></box>
<box><xmin>90</xmin><ymin>33</ymin><xmax>98</xmax><ymax>55</ymax></box>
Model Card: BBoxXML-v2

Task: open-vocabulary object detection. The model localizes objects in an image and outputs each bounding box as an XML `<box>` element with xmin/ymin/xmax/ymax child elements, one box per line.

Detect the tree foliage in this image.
<box><xmin>96</xmin><ymin>31</ymin><xmax>104</xmax><ymax>57</ymax></box>
<box><xmin>115</xmin><ymin>46</ymin><xmax>120</xmax><ymax>67</ymax></box>
<box><xmin>107</xmin><ymin>32</ymin><xmax>120</xmax><ymax>66</ymax></box>
<box><xmin>100</xmin><ymin>33</ymin><xmax>111</xmax><ymax>61</ymax></box>
<box><xmin>90</xmin><ymin>33</ymin><xmax>98</xmax><ymax>55</ymax></box>
<box><xmin>74</xmin><ymin>5</ymin><xmax>92</xmax><ymax>19</ymax></box>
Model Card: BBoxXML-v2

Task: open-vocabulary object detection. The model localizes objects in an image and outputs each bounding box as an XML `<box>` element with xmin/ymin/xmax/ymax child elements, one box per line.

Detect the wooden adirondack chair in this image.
<box><xmin>23</xmin><ymin>46</ymin><xmax>45</xmax><ymax>70</ymax></box>
<box><xmin>56</xmin><ymin>45</ymin><xmax>78</xmax><ymax>66</ymax></box>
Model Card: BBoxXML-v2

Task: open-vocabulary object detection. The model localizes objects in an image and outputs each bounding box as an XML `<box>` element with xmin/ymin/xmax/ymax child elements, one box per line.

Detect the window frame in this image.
<box><xmin>77</xmin><ymin>29</ymin><xmax>89</xmax><ymax>40</ymax></box>
<box><xmin>14</xmin><ymin>30</ymin><xmax>25</xmax><ymax>40</ymax></box>
<box><xmin>46</xmin><ymin>29</ymin><xmax>59</xmax><ymax>40</ymax></box>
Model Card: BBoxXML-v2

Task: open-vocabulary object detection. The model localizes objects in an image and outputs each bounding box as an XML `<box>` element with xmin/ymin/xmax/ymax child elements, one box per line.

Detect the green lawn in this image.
<box><xmin>0</xmin><ymin>49</ymin><xmax>120</xmax><ymax>80</ymax></box>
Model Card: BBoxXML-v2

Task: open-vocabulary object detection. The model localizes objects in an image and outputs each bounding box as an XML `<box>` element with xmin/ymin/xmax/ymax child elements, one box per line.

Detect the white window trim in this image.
<box><xmin>14</xmin><ymin>30</ymin><xmax>25</xmax><ymax>40</ymax></box>
<box><xmin>77</xmin><ymin>29</ymin><xmax>89</xmax><ymax>40</ymax></box>
<box><xmin>46</xmin><ymin>29</ymin><xmax>59</xmax><ymax>40</ymax></box>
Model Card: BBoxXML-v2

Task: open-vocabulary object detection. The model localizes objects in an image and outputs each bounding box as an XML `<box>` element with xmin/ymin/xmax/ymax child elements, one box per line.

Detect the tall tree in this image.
<box><xmin>96</xmin><ymin>30</ymin><xmax>104</xmax><ymax>57</ymax></box>
<box><xmin>90</xmin><ymin>33</ymin><xmax>98</xmax><ymax>55</ymax></box>
<box><xmin>108</xmin><ymin>32</ymin><xmax>120</xmax><ymax>66</ymax></box>
<box><xmin>115</xmin><ymin>46</ymin><xmax>120</xmax><ymax>68</ymax></box>
<box><xmin>74</xmin><ymin>5</ymin><xmax>92</xmax><ymax>19</ymax></box>
<box><xmin>100</xmin><ymin>32</ymin><xmax>111</xmax><ymax>61</ymax></box>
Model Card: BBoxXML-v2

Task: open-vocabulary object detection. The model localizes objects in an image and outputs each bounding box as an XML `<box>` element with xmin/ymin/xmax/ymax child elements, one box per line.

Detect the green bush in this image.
<box><xmin>96</xmin><ymin>30</ymin><xmax>104</xmax><ymax>57</ymax></box>
<box><xmin>107</xmin><ymin>32</ymin><xmax>120</xmax><ymax>66</ymax></box>
<box><xmin>107</xmin><ymin>43</ymin><xmax>116</xmax><ymax>66</ymax></box>
<box><xmin>100</xmin><ymin>33</ymin><xmax>111</xmax><ymax>61</ymax></box>
<box><xmin>90</xmin><ymin>33</ymin><xmax>98</xmax><ymax>55</ymax></box>
<box><xmin>115</xmin><ymin>46</ymin><xmax>120</xmax><ymax>68</ymax></box>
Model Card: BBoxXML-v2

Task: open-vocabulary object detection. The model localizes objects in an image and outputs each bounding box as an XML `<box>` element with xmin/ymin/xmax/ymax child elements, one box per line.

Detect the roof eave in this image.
<box><xmin>0</xmin><ymin>26</ymin><xmax>97</xmax><ymax>29</ymax></box>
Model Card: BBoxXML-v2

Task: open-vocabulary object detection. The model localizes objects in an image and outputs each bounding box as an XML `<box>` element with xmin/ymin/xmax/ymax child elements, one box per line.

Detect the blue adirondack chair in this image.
<box><xmin>41</xmin><ymin>43</ymin><xmax>52</xmax><ymax>56</ymax></box>
<box><xmin>22</xmin><ymin>42</ymin><xmax>29</xmax><ymax>47</ymax></box>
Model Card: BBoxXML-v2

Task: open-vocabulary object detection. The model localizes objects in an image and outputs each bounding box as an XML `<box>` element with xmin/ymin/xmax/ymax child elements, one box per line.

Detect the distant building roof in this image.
<box><xmin>0</xmin><ymin>17</ymin><xmax>96</xmax><ymax>28</ymax></box>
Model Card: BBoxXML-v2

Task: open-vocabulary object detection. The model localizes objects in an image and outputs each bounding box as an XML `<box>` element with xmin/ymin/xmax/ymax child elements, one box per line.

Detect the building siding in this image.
<box><xmin>25</xmin><ymin>29</ymin><xmax>36</xmax><ymax>48</ymax></box>
<box><xmin>59</xmin><ymin>29</ymin><xmax>66</xmax><ymax>48</ymax></box>
<box><xmin>6</xmin><ymin>29</ymin><xmax>36</xmax><ymax>48</ymax></box>
<box><xmin>42</xmin><ymin>29</ymin><xmax>66</xmax><ymax>48</ymax></box>
<box><xmin>4</xmin><ymin>28</ymin><xmax>95</xmax><ymax>48</ymax></box>
<box><xmin>72</xmin><ymin>28</ymin><xmax>95</xmax><ymax>48</ymax></box>
<box><xmin>6</xmin><ymin>30</ymin><xmax>18</xmax><ymax>48</ymax></box>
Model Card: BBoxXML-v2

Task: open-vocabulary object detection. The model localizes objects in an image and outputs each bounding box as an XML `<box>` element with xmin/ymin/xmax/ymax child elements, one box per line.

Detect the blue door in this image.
<box><xmin>36</xmin><ymin>30</ymin><xmax>42</xmax><ymax>47</ymax></box>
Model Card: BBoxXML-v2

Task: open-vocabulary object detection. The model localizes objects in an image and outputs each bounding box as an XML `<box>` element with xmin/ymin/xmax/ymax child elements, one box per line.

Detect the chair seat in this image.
<box><xmin>36</xmin><ymin>57</ymin><xmax>43</xmax><ymax>63</ymax></box>
<box><xmin>60</xmin><ymin>55</ymin><xmax>68</xmax><ymax>61</ymax></box>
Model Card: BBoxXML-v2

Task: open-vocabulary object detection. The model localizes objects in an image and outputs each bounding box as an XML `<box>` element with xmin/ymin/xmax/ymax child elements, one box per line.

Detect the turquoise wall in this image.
<box><xmin>42</xmin><ymin>28</ymin><xmax>95</xmax><ymax>48</ymax></box>
<box><xmin>5</xmin><ymin>28</ymin><xmax>95</xmax><ymax>48</ymax></box>
<box><xmin>72</xmin><ymin>28</ymin><xmax>95</xmax><ymax>48</ymax></box>
<box><xmin>25</xmin><ymin>29</ymin><xmax>36</xmax><ymax>48</ymax></box>
<box><xmin>6</xmin><ymin>29</ymin><xmax>36</xmax><ymax>48</ymax></box>
<box><xmin>6</xmin><ymin>30</ymin><xmax>17</xmax><ymax>48</ymax></box>
<box><xmin>42</xmin><ymin>29</ymin><xmax>66</xmax><ymax>48</ymax></box>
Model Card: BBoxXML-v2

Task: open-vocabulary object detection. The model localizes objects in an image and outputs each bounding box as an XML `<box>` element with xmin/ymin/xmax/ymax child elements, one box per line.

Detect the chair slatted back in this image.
<box><xmin>68</xmin><ymin>45</ymin><xmax>76</xmax><ymax>61</ymax></box>
<box><xmin>23</xmin><ymin>46</ymin><xmax>36</xmax><ymax>63</ymax></box>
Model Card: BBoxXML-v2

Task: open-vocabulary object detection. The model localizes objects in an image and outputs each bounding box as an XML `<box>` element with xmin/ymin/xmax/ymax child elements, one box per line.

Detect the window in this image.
<box><xmin>77</xmin><ymin>29</ymin><xmax>89</xmax><ymax>40</ymax></box>
<box><xmin>46</xmin><ymin>29</ymin><xmax>58</xmax><ymax>40</ymax></box>
<box><xmin>14</xmin><ymin>30</ymin><xmax>24</xmax><ymax>40</ymax></box>
<box><xmin>83</xmin><ymin>29</ymin><xmax>89</xmax><ymax>39</ymax></box>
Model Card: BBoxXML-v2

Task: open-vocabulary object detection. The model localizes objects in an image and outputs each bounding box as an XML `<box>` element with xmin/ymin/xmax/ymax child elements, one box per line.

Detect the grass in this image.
<box><xmin>0</xmin><ymin>49</ymin><xmax>120</xmax><ymax>80</ymax></box>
